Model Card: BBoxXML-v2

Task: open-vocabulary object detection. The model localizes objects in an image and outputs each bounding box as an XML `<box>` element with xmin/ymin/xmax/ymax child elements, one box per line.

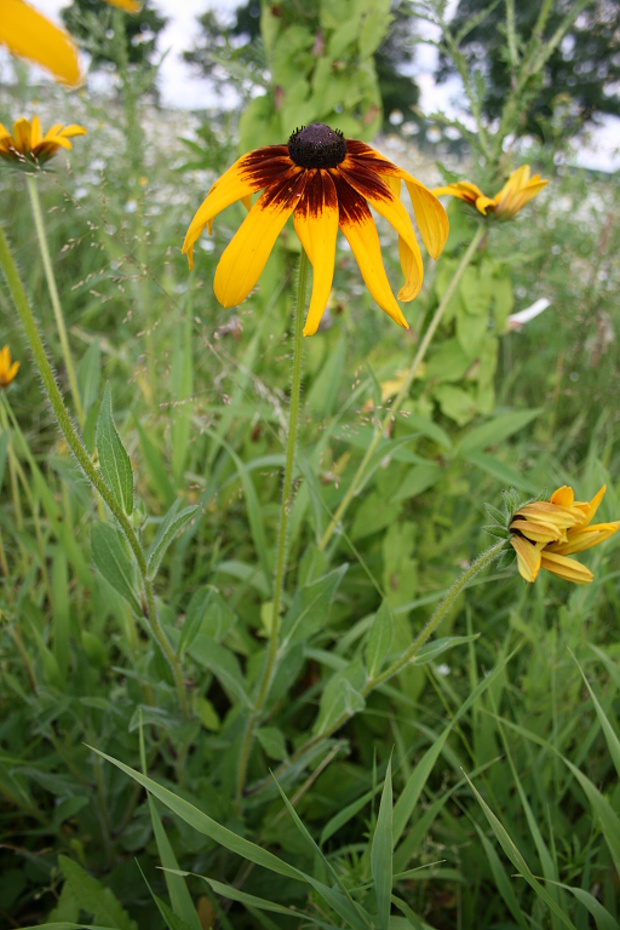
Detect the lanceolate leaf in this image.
<box><xmin>96</xmin><ymin>382</ymin><xmax>134</xmax><ymax>515</ymax></box>
<box><xmin>91</xmin><ymin>522</ymin><xmax>141</xmax><ymax>615</ymax></box>
<box><xmin>147</xmin><ymin>500</ymin><xmax>199</xmax><ymax>579</ymax></box>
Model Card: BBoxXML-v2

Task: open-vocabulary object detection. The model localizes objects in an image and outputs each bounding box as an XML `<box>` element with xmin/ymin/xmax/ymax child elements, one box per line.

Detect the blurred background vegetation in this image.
<box><xmin>1</xmin><ymin>1</ymin><xmax>619</xmax><ymax>929</ymax></box>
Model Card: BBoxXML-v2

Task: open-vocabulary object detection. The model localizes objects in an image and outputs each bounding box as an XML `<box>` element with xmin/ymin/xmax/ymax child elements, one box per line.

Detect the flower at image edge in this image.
<box><xmin>509</xmin><ymin>484</ymin><xmax>620</xmax><ymax>584</ymax></box>
<box><xmin>183</xmin><ymin>122</ymin><xmax>449</xmax><ymax>336</ymax></box>
<box><xmin>1</xmin><ymin>0</ymin><xmax>142</xmax><ymax>87</ymax></box>
<box><xmin>0</xmin><ymin>345</ymin><xmax>20</xmax><ymax>389</ymax></box>
<box><xmin>433</xmin><ymin>166</ymin><xmax>548</xmax><ymax>219</ymax></box>
<box><xmin>0</xmin><ymin>117</ymin><xmax>87</xmax><ymax>168</ymax></box>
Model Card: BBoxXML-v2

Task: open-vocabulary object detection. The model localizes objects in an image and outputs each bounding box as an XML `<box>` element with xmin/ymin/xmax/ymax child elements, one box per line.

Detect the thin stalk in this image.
<box><xmin>235</xmin><ymin>251</ymin><xmax>309</xmax><ymax>801</ymax></box>
<box><xmin>0</xmin><ymin>221</ymin><xmax>188</xmax><ymax>718</ymax></box>
<box><xmin>26</xmin><ymin>175</ymin><xmax>85</xmax><ymax>425</ymax></box>
<box><xmin>252</xmin><ymin>540</ymin><xmax>506</xmax><ymax>792</ymax></box>
<box><xmin>319</xmin><ymin>225</ymin><xmax>486</xmax><ymax>551</ymax></box>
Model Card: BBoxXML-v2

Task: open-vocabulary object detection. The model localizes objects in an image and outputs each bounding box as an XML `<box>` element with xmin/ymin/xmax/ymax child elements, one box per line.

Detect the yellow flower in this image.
<box><xmin>183</xmin><ymin>122</ymin><xmax>449</xmax><ymax>336</ymax></box>
<box><xmin>0</xmin><ymin>345</ymin><xmax>20</xmax><ymax>389</ymax></box>
<box><xmin>0</xmin><ymin>0</ymin><xmax>142</xmax><ymax>87</ymax></box>
<box><xmin>433</xmin><ymin>166</ymin><xmax>548</xmax><ymax>219</ymax></box>
<box><xmin>0</xmin><ymin>116</ymin><xmax>87</xmax><ymax>168</ymax></box>
<box><xmin>509</xmin><ymin>485</ymin><xmax>620</xmax><ymax>584</ymax></box>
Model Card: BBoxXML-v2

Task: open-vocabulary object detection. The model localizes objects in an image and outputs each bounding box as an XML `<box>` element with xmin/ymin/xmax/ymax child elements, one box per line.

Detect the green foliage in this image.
<box><xmin>1</xmin><ymin>5</ymin><xmax>619</xmax><ymax>930</ymax></box>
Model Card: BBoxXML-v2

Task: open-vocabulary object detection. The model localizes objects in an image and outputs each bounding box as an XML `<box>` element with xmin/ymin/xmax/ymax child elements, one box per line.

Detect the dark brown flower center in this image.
<box><xmin>287</xmin><ymin>123</ymin><xmax>346</xmax><ymax>169</ymax></box>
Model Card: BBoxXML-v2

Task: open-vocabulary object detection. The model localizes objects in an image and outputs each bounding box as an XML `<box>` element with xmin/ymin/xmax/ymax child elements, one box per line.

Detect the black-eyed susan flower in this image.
<box><xmin>0</xmin><ymin>345</ymin><xmax>20</xmax><ymax>389</ymax></box>
<box><xmin>183</xmin><ymin>123</ymin><xmax>449</xmax><ymax>337</ymax></box>
<box><xmin>0</xmin><ymin>116</ymin><xmax>87</xmax><ymax>168</ymax></box>
<box><xmin>1</xmin><ymin>0</ymin><xmax>141</xmax><ymax>87</ymax></box>
<box><xmin>509</xmin><ymin>485</ymin><xmax>620</xmax><ymax>584</ymax></box>
<box><xmin>433</xmin><ymin>166</ymin><xmax>548</xmax><ymax>220</ymax></box>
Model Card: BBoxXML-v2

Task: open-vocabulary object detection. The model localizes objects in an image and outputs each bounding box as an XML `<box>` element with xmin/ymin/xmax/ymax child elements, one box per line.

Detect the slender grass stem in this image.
<box><xmin>26</xmin><ymin>175</ymin><xmax>85</xmax><ymax>425</ymax></box>
<box><xmin>235</xmin><ymin>251</ymin><xmax>309</xmax><ymax>802</ymax></box>
<box><xmin>250</xmin><ymin>540</ymin><xmax>506</xmax><ymax>793</ymax></box>
<box><xmin>0</xmin><ymin>221</ymin><xmax>188</xmax><ymax>719</ymax></box>
<box><xmin>318</xmin><ymin>225</ymin><xmax>486</xmax><ymax>551</ymax></box>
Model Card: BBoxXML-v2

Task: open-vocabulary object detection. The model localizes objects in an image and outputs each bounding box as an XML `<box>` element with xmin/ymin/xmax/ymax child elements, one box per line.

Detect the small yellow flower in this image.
<box><xmin>509</xmin><ymin>485</ymin><xmax>620</xmax><ymax>584</ymax></box>
<box><xmin>0</xmin><ymin>116</ymin><xmax>87</xmax><ymax>168</ymax></box>
<box><xmin>0</xmin><ymin>0</ymin><xmax>142</xmax><ymax>87</ymax></box>
<box><xmin>183</xmin><ymin>122</ymin><xmax>449</xmax><ymax>336</ymax></box>
<box><xmin>0</xmin><ymin>345</ymin><xmax>20</xmax><ymax>389</ymax></box>
<box><xmin>433</xmin><ymin>166</ymin><xmax>548</xmax><ymax>219</ymax></box>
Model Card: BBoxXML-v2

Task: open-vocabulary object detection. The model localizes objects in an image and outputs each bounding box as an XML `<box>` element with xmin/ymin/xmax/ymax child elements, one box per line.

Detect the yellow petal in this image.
<box><xmin>182</xmin><ymin>158</ymin><xmax>267</xmax><ymax>269</ymax></box>
<box><xmin>12</xmin><ymin>117</ymin><xmax>32</xmax><ymax>154</ymax></box>
<box><xmin>0</xmin><ymin>0</ymin><xmax>82</xmax><ymax>87</ymax></box>
<box><xmin>549</xmin><ymin>521</ymin><xmax>620</xmax><ymax>556</ymax></box>
<box><xmin>339</xmin><ymin>204</ymin><xmax>409</xmax><ymax>330</ymax></box>
<box><xmin>400</xmin><ymin>175</ymin><xmax>449</xmax><ymax>259</ymax></box>
<box><xmin>103</xmin><ymin>0</ymin><xmax>142</xmax><ymax>11</ymax></box>
<box><xmin>539</xmin><ymin>550</ymin><xmax>593</xmax><ymax>584</ymax></box>
<box><xmin>293</xmin><ymin>171</ymin><xmax>339</xmax><ymax>337</ymax></box>
<box><xmin>508</xmin><ymin>517</ymin><xmax>567</xmax><ymax>544</ymax></box>
<box><xmin>214</xmin><ymin>175</ymin><xmax>305</xmax><ymax>308</ymax></box>
<box><xmin>510</xmin><ymin>536</ymin><xmax>541</xmax><ymax>582</ymax></box>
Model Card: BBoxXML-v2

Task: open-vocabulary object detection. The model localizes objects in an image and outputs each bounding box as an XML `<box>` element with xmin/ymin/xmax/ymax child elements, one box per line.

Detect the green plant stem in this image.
<box><xmin>235</xmin><ymin>250</ymin><xmax>309</xmax><ymax>802</ymax></box>
<box><xmin>0</xmin><ymin>221</ymin><xmax>188</xmax><ymax>719</ymax></box>
<box><xmin>319</xmin><ymin>224</ymin><xmax>486</xmax><ymax>551</ymax></box>
<box><xmin>26</xmin><ymin>175</ymin><xmax>85</xmax><ymax>426</ymax></box>
<box><xmin>252</xmin><ymin>540</ymin><xmax>506</xmax><ymax>793</ymax></box>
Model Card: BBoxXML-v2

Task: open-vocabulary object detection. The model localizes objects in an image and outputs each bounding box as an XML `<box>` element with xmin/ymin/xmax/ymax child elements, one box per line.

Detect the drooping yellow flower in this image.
<box><xmin>0</xmin><ymin>0</ymin><xmax>142</xmax><ymax>87</ymax></box>
<box><xmin>433</xmin><ymin>166</ymin><xmax>548</xmax><ymax>219</ymax></box>
<box><xmin>183</xmin><ymin>123</ymin><xmax>449</xmax><ymax>336</ymax></box>
<box><xmin>0</xmin><ymin>116</ymin><xmax>87</xmax><ymax>168</ymax></box>
<box><xmin>509</xmin><ymin>485</ymin><xmax>620</xmax><ymax>584</ymax></box>
<box><xmin>0</xmin><ymin>345</ymin><xmax>20</xmax><ymax>389</ymax></box>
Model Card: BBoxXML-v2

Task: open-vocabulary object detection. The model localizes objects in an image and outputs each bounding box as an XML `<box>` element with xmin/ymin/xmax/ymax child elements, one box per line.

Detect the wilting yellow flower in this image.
<box><xmin>183</xmin><ymin>122</ymin><xmax>448</xmax><ymax>336</ymax></box>
<box><xmin>0</xmin><ymin>345</ymin><xmax>20</xmax><ymax>389</ymax></box>
<box><xmin>0</xmin><ymin>0</ymin><xmax>142</xmax><ymax>87</ymax></box>
<box><xmin>433</xmin><ymin>166</ymin><xmax>548</xmax><ymax>220</ymax></box>
<box><xmin>509</xmin><ymin>485</ymin><xmax>620</xmax><ymax>584</ymax></box>
<box><xmin>0</xmin><ymin>116</ymin><xmax>87</xmax><ymax>168</ymax></box>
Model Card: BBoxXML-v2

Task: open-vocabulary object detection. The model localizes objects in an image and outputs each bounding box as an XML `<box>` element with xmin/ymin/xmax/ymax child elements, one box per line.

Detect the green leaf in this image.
<box><xmin>96</xmin><ymin>382</ymin><xmax>134</xmax><ymax>515</ymax></box>
<box><xmin>49</xmin><ymin>855</ymin><xmax>137</xmax><ymax>930</ymax></box>
<box><xmin>77</xmin><ymin>338</ymin><xmax>101</xmax><ymax>414</ymax></box>
<box><xmin>279</xmin><ymin>565</ymin><xmax>348</xmax><ymax>651</ymax></box>
<box><xmin>90</xmin><ymin>522</ymin><xmax>141</xmax><ymax>615</ymax></box>
<box><xmin>571</xmin><ymin>651</ymin><xmax>620</xmax><ymax>780</ymax></box>
<box><xmin>187</xmin><ymin>636</ymin><xmax>250</xmax><ymax>707</ymax></box>
<box><xmin>371</xmin><ymin>757</ymin><xmax>393</xmax><ymax>930</ymax></box>
<box><xmin>413</xmin><ymin>634</ymin><xmax>478</xmax><ymax>667</ymax></box>
<box><xmin>458</xmin><ymin>409</ymin><xmax>541</xmax><ymax>455</ymax></box>
<box><xmin>463</xmin><ymin>450</ymin><xmax>538</xmax><ymax>493</ymax></box>
<box><xmin>147</xmin><ymin>500</ymin><xmax>198</xmax><ymax>579</ymax></box>
<box><xmin>366</xmin><ymin>600</ymin><xmax>394</xmax><ymax>679</ymax></box>
<box><xmin>550</xmin><ymin>882</ymin><xmax>618</xmax><ymax>930</ymax></box>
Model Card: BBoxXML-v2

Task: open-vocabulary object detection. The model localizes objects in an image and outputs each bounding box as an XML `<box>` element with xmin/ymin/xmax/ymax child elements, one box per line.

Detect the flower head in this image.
<box><xmin>1</xmin><ymin>0</ymin><xmax>142</xmax><ymax>87</ymax></box>
<box><xmin>0</xmin><ymin>345</ymin><xmax>20</xmax><ymax>389</ymax></box>
<box><xmin>183</xmin><ymin>122</ymin><xmax>449</xmax><ymax>336</ymax></box>
<box><xmin>433</xmin><ymin>166</ymin><xmax>548</xmax><ymax>220</ymax></box>
<box><xmin>0</xmin><ymin>116</ymin><xmax>87</xmax><ymax>169</ymax></box>
<box><xmin>509</xmin><ymin>485</ymin><xmax>620</xmax><ymax>584</ymax></box>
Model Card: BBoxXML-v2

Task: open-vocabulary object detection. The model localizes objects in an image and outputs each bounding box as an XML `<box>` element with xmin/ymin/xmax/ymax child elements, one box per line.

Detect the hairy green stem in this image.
<box><xmin>253</xmin><ymin>540</ymin><xmax>506</xmax><ymax>792</ymax></box>
<box><xmin>235</xmin><ymin>250</ymin><xmax>309</xmax><ymax>801</ymax></box>
<box><xmin>0</xmin><ymin>221</ymin><xmax>188</xmax><ymax>718</ymax></box>
<box><xmin>319</xmin><ymin>225</ymin><xmax>486</xmax><ymax>551</ymax></box>
<box><xmin>27</xmin><ymin>175</ymin><xmax>85</xmax><ymax>425</ymax></box>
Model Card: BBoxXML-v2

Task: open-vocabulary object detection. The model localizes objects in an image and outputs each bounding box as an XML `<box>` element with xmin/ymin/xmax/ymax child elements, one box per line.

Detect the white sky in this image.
<box><xmin>14</xmin><ymin>1</ymin><xmax>620</xmax><ymax>170</ymax></box>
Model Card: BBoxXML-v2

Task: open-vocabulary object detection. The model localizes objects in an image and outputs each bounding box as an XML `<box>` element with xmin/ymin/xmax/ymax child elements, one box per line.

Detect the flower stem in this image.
<box><xmin>26</xmin><ymin>175</ymin><xmax>85</xmax><ymax>426</ymax></box>
<box><xmin>318</xmin><ymin>224</ymin><xmax>487</xmax><ymax>551</ymax></box>
<box><xmin>235</xmin><ymin>250</ymin><xmax>309</xmax><ymax>801</ymax></box>
<box><xmin>250</xmin><ymin>539</ymin><xmax>506</xmax><ymax>793</ymax></box>
<box><xmin>0</xmin><ymin>221</ymin><xmax>188</xmax><ymax>718</ymax></box>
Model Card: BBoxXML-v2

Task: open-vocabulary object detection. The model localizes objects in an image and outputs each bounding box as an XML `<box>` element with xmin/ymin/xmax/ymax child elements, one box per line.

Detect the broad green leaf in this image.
<box><xmin>256</xmin><ymin>727</ymin><xmax>288</xmax><ymax>761</ymax></box>
<box><xmin>314</xmin><ymin>661</ymin><xmax>366</xmax><ymax>736</ymax></box>
<box><xmin>279</xmin><ymin>565</ymin><xmax>348</xmax><ymax>651</ymax></box>
<box><xmin>464</xmin><ymin>450</ymin><xmax>538</xmax><ymax>493</ymax></box>
<box><xmin>147</xmin><ymin>500</ymin><xmax>198</xmax><ymax>578</ymax></box>
<box><xmin>458</xmin><ymin>409</ymin><xmax>541</xmax><ymax>455</ymax></box>
<box><xmin>371</xmin><ymin>757</ymin><xmax>393</xmax><ymax>930</ymax></box>
<box><xmin>49</xmin><ymin>855</ymin><xmax>137</xmax><ymax>930</ymax></box>
<box><xmin>390</xmin><ymin>462</ymin><xmax>444</xmax><ymax>503</ymax></box>
<box><xmin>77</xmin><ymin>338</ymin><xmax>100</xmax><ymax>414</ymax></box>
<box><xmin>188</xmin><ymin>636</ymin><xmax>250</xmax><ymax>707</ymax></box>
<box><xmin>366</xmin><ymin>600</ymin><xmax>394</xmax><ymax>679</ymax></box>
<box><xmin>96</xmin><ymin>383</ymin><xmax>134</xmax><ymax>515</ymax></box>
<box><xmin>90</xmin><ymin>522</ymin><xmax>141</xmax><ymax>615</ymax></box>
